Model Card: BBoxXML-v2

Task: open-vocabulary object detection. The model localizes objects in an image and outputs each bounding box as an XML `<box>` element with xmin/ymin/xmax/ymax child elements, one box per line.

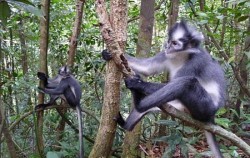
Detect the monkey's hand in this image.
<box><xmin>37</xmin><ymin>72</ymin><xmax>48</xmax><ymax>81</ymax></box>
<box><xmin>101</xmin><ymin>49</ymin><xmax>112</xmax><ymax>61</ymax></box>
<box><xmin>124</xmin><ymin>75</ymin><xmax>143</xmax><ymax>89</ymax></box>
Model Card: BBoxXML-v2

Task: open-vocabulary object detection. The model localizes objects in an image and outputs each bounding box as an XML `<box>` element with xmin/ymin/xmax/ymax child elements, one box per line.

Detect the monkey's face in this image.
<box><xmin>58</xmin><ymin>66</ymin><xmax>71</xmax><ymax>77</ymax></box>
<box><xmin>166</xmin><ymin>27</ymin><xmax>186</xmax><ymax>53</ymax></box>
<box><xmin>163</xmin><ymin>20</ymin><xmax>204</xmax><ymax>56</ymax></box>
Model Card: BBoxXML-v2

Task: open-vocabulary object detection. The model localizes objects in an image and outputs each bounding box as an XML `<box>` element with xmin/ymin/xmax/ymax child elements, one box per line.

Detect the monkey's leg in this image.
<box><xmin>35</xmin><ymin>95</ymin><xmax>59</xmax><ymax>110</ymax></box>
<box><xmin>125</xmin><ymin>76</ymin><xmax>165</xmax><ymax>94</ymax></box>
<box><xmin>116</xmin><ymin>77</ymin><xmax>166</xmax><ymax>130</ymax></box>
<box><xmin>133</xmin><ymin>76</ymin><xmax>216</xmax><ymax>121</ymax></box>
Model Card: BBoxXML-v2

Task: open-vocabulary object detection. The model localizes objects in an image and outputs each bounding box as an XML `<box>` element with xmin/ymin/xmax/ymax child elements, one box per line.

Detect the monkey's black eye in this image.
<box><xmin>172</xmin><ymin>41</ymin><xmax>178</xmax><ymax>45</ymax></box>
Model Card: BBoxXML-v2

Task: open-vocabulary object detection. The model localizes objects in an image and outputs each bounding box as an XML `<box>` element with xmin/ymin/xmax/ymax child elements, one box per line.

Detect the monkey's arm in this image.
<box><xmin>37</xmin><ymin>72</ymin><xmax>62</xmax><ymax>89</ymax></box>
<box><xmin>39</xmin><ymin>81</ymin><xmax>68</xmax><ymax>95</ymax></box>
<box><xmin>102</xmin><ymin>50</ymin><xmax>169</xmax><ymax>77</ymax></box>
<box><xmin>124</xmin><ymin>52</ymin><xmax>168</xmax><ymax>76</ymax></box>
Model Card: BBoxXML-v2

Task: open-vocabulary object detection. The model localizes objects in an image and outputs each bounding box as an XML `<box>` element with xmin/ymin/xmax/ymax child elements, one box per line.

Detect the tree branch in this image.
<box><xmin>159</xmin><ymin>105</ymin><xmax>250</xmax><ymax>156</ymax></box>
<box><xmin>96</xmin><ymin>0</ymin><xmax>134</xmax><ymax>78</ymax></box>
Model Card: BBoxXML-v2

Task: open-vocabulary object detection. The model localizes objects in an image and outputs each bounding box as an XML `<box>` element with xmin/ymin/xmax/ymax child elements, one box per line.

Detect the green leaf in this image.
<box><xmin>6</xmin><ymin>0</ymin><xmax>43</xmax><ymax>17</ymax></box>
<box><xmin>46</xmin><ymin>151</ymin><xmax>62</xmax><ymax>158</ymax></box>
<box><xmin>0</xmin><ymin>1</ymin><xmax>11</xmax><ymax>25</ymax></box>
<box><xmin>238</xmin><ymin>15</ymin><xmax>249</xmax><ymax>22</ymax></box>
<box><xmin>197</xmin><ymin>12</ymin><xmax>208</xmax><ymax>17</ymax></box>
<box><xmin>216</xmin><ymin>15</ymin><xmax>224</xmax><ymax>20</ymax></box>
<box><xmin>215</xmin><ymin>118</ymin><xmax>230</xmax><ymax>128</ymax></box>
<box><xmin>227</xmin><ymin>56</ymin><xmax>235</xmax><ymax>63</ymax></box>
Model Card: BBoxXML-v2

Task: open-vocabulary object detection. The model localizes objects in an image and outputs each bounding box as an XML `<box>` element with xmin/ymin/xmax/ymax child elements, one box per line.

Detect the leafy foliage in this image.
<box><xmin>0</xmin><ymin>0</ymin><xmax>249</xmax><ymax>157</ymax></box>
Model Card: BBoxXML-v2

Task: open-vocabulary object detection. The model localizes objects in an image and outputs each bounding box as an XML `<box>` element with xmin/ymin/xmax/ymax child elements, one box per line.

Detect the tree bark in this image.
<box><xmin>122</xmin><ymin>0</ymin><xmax>155</xmax><ymax>157</ymax></box>
<box><xmin>36</xmin><ymin>0</ymin><xmax>50</xmax><ymax>157</ymax></box>
<box><xmin>0</xmin><ymin>100</ymin><xmax>17</xmax><ymax>158</ymax></box>
<box><xmin>89</xmin><ymin>0</ymin><xmax>127</xmax><ymax>157</ymax></box>
<box><xmin>67</xmin><ymin>0</ymin><xmax>85</xmax><ymax>67</ymax></box>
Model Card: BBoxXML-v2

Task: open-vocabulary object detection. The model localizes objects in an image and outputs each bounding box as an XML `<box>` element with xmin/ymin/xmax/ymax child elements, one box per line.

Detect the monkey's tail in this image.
<box><xmin>76</xmin><ymin>106</ymin><xmax>84</xmax><ymax>158</ymax></box>
<box><xmin>204</xmin><ymin>131</ymin><xmax>223</xmax><ymax>158</ymax></box>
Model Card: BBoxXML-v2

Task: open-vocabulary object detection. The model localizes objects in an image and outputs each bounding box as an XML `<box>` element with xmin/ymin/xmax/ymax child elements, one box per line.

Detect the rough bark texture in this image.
<box><xmin>37</xmin><ymin>0</ymin><xmax>50</xmax><ymax>156</ymax></box>
<box><xmin>0</xmin><ymin>99</ymin><xmax>17</xmax><ymax>157</ymax></box>
<box><xmin>135</xmin><ymin>0</ymin><xmax>155</xmax><ymax>56</ymax></box>
<box><xmin>122</xmin><ymin>0</ymin><xmax>155</xmax><ymax>157</ymax></box>
<box><xmin>167</xmin><ymin>0</ymin><xmax>179</xmax><ymax>31</ymax></box>
<box><xmin>2</xmin><ymin>122</ymin><xmax>17</xmax><ymax>158</ymax></box>
<box><xmin>89</xmin><ymin>0</ymin><xmax>127</xmax><ymax>157</ymax></box>
<box><xmin>18</xmin><ymin>18</ymin><xmax>28</xmax><ymax>74</ymax></box>
<box><xmin>67</xmin><ymin>0</ymin><xmax>85</xmax><ymax>67</ymax></box>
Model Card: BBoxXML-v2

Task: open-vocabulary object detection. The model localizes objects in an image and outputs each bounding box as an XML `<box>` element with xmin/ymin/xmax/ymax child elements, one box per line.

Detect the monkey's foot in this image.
<box><xmin>113</xmin><ymin>112</ymin><xmax>126</xmax><ymax>127</ymax></box>
<box><xmin>124</xmin><ymin>75</ymin><xmax>143</xmax><ymax>89</ymax></box>
<box><xmin>35</xmin><ymin>104</ymin><xmax>46</xmax><ymax>111</ymax></box>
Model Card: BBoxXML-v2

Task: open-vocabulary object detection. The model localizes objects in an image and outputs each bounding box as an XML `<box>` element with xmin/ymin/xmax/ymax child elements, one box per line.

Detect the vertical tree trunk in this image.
<box><xmin>89</xmin><ymin>0</ymin><xmax>127</xmax><ymax>157</ymax></box>
<box><xmin>67</xmin><ymin>0</ymin><xmax>85</xmax><ymax>67</ymax></box>
<box><xmin>36</xmin><ymin>0</ymin><xmax>50</xmax><ymax>157</ymax></box>
<box><xmin>159</xmin><ymin>0</ymin><xmax>179</xmax><ymax>137</ymax></box>
<box><xmin>122</xmin><ymin>0</ymin><xmax>155</xmax><ymax>157</ymax></box>
<box><xmin>0</xmin><ymin>99</ymin><xmax>17</xmax><ymax>158</ymax></box>
<box><xmin>234</xmin><ymin>16</ymin><xmax>249</xmax><ymax>121</ymax></box>
<box><xmin>18</xmin><ymin>18</ymin><xmax>28</xmax><ymax>74</ymax></box>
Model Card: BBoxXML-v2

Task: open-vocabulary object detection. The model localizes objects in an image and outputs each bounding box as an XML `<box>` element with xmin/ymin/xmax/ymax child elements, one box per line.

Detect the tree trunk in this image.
<box><xmin>18</xmin><ymin>18</ymin><xmax>28</xmax><ymax>74</ymax></box>
<box><xmin>0</xmin><ymin>100</ymin><xmax>17</xmax><ymax>158</ymax></box>
<box><xmin>36</xmin><ymin>0</ymin><xmax>50</xmax><ymax>157</ymax></box>
<box><xmin>234</xmin><ymin>16</ymin><xmax>249</xmax><ymax>121</ymax></box>
<box><xmin>89</xmin><ymin>0</ymin><xmax>127</xmax><ymax>157</ymax></box>
<box><xmin>67</xmin><ymin>0</ymin><xmax>85</xmax><ymax>67</ymax></box>
<box><xmin>122</xmin><ymin>0</ymin><xmax>155</xmax><ymax>157</ymax></box>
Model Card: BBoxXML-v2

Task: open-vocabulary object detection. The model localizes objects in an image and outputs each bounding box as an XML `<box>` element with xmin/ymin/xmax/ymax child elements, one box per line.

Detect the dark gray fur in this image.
<box><xmin>36</xmin><ymin>66</ymin><xmax>84</xmax><ymax>158</ymax></box>
<box><xmin>102</xmin><ymin>20</ymin><xmax>226</xmax><ymax>158</ymax></box>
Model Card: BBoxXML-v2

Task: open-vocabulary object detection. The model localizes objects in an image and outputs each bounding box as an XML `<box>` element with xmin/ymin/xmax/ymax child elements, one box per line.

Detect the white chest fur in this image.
<box><xmin>199</xmin><ymin>80</ymin><xmax>220</xmax><ymax>107</ymax></box>
<box><xmin>166</xmin><ymin>53</ymin><xmax>188</xmax><ymax>79</ymax></box>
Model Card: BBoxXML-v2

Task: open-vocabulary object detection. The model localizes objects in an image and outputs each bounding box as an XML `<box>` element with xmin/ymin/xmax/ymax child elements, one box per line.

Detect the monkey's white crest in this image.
<box><xmin>172</xmin><ymin>27</ymin><xmax>185</xmax><ymax>41</ymax></box>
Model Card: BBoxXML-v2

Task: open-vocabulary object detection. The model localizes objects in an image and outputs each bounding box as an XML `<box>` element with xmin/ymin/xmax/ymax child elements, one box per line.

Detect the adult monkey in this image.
<box><xmin>102</xmin><ymin>20</ymin><xmax>226</xmax><ymax>158</ymax></box>
<box><xmin>36</xmin><ymin>66</ymin><xmax>84</xmax><ymax>158</ymax></box>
